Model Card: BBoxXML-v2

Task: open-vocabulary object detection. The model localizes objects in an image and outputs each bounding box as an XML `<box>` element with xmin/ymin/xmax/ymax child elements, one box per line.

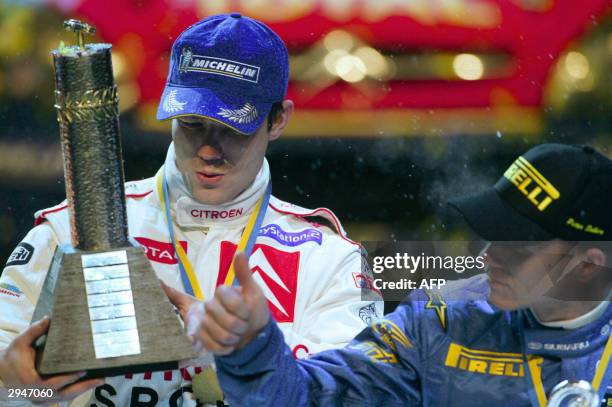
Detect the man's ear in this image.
<box><xmin>268</xmin><ymin>100</ymin><xmax>294</xmax><ymax>141</ymax></box>
<box><xmin>578</xmin><ymin>248</ymin><xmax>606</xmax><ymax>283</ymax></box>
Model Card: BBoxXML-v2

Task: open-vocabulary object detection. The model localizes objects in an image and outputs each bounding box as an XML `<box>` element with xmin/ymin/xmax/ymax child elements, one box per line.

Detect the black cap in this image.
<box><xmin>449</xmin><ymin>143</ymin><xmax>612</xmax><ymax>241</ymax></box>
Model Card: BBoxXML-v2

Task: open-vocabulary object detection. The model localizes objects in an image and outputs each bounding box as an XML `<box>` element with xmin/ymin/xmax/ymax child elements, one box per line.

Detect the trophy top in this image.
<box><xmin>63</xmin><ymin>19</ymin><xmax>96</xmax><ymax>50</ymax></box>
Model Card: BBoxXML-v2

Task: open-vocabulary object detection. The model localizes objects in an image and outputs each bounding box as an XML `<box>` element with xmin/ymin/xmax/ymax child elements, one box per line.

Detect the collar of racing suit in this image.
<box><xmin>531</xmin><ymin>297</ymin><xmax>611</xmax><ymax>330</ymax></box>
<box><xmin>163</xmin><ymin>142</ymin><xmax>270</xmax><ymax>228</ymax></box>
<box><xmin>520</xmin><ymin>302</ymin><xmax>611</xmax><ymax>358</ymax></box>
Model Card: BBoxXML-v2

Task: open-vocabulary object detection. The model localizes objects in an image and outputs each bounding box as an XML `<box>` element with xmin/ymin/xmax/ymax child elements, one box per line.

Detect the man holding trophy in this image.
<box><xmin>0</xmin><ymin>14</ymin><xmax>379</xmax><ymax>406</ymax></box>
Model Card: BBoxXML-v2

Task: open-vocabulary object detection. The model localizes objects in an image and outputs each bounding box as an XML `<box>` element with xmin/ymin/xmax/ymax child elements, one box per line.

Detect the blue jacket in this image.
<box><xmin>216</xmin><ymin>275</ymin><xmax>612</xmax><ymax>406</ymax></box>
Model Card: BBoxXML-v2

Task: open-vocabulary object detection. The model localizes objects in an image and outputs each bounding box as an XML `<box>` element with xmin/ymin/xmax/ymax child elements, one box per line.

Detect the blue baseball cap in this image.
<box><xmin>156</xmin><ymin>13</ymin><xmax>289</xmax><ymax>135</ymax></box>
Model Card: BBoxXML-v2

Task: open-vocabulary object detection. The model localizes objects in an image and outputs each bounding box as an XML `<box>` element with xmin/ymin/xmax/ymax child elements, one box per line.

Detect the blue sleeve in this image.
<box><xmin>215</xmin><ymin>304</ymin><xmax>423</xmax><ymax>406</ymax></box>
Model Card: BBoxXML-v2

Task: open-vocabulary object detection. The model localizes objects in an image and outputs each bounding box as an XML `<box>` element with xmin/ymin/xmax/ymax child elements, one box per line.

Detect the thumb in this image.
<box><xmin>234</xmin><ymin>252</ymin><xmax>257</xmax><ymax>292</ymax></box>
<box><xmin>161</xmin><ymin>280</ymin><xmax>196</xmax><ymax>319</ymax></box>
<box><xmin>19</xmin><ymin>316</ymin><xmax>49</xmax><ymax>345</ymax></box>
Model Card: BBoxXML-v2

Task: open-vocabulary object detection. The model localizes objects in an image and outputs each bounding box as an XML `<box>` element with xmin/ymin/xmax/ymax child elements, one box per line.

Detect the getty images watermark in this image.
<box><xmin>359</xmin><ymin>241</ymin><xmax>612</xmax><ymax>302</ymax></box>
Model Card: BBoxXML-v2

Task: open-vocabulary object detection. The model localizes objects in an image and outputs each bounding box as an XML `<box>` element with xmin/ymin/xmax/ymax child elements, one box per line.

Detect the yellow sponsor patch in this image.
<box><xmin>425</xmin><ymin>291</ymin><xmax>447</xmax><ymax>330</ymax></box>
<box><xmin>351</xmin><ymin>341</ymin><xmax>398</xmax><ymax>364</ymax></box>
<box><xmin>372</xmin><ymin>320</ymin><xmax>412</xmax><ymax>351</ymax></box>
<box><xmin>504</xmin><ymin>156</ymin><xmax>560</xmax><ymax>211</ymax></box>
<box><xmin>445</xmin><ymin>343</ymin><xmax>542</xmax><ymax>377</ymax></box>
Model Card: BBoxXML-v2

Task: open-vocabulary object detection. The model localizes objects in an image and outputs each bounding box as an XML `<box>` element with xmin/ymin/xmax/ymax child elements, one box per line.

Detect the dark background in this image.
<box><xmin>0</xmin><ymin>2</ymin><xmax>610</xmax><ymax>263</ymax></box>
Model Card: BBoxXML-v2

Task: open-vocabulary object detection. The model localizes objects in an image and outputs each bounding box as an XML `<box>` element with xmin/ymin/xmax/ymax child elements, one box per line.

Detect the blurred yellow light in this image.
<box><xmin>323</xmin><ymin>49</ymin><xmax>349</xmax><ymax>75</ymax></box>
<box><xmin>564</xmin><ymin>51</ymin><xmax>589</xmax><ymax>80</ymax></box>
<box><xmin>354</xmin><ymin>46</ymin><xmax>389</xmax><ymax>78</ymax></box>
<box><xmin>197</xmin><ymin>0</ymin><xmax>231</xmax><ymax>17</ymax></box>
<box><xmin>575</xmin><ymin>74</ymin><xmax>594</xmax><ymax>92</ymax></box>
<box><xmin>118</xmin><ymin>82</ymin><xmax>141</xmax><ymax>113</ymax></box>
<box><xmin>453</xmin><ymin>54</ymin><xmax>484</xmax><ymax>80</ymax></box>
<box><xmin>111</xmin><ymin>52</ymin><xmax>126</xmax><ymax>79</ymax></box>
<box><xmin>323</xmin><ymin>30</ymin><xmax>354</xmax><ymax>52</ymax></box>
<box><xmin>335</xmin><ymin>55</ymin><xmax>367</xmax><ymax>82</ymax></box>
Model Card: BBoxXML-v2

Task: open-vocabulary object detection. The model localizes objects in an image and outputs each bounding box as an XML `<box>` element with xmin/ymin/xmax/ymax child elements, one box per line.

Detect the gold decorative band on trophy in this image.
<box><xmin>54</xmin><ymin>86</ymin><xmax>119</xmax><ymax>123</ymax></box>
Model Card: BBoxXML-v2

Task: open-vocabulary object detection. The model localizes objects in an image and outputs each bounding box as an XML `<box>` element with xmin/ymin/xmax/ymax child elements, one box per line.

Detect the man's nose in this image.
<box><xmin>483</xmin><ymin>250</ymin><xmax>504</xmax><ymax>268</ymax></box>
<box><xmin>195</xmin><ymin>129</ymin><xmax>224</xmax><ymax>161</ymax></box>
<box><xmin>197</xmin><ymin>144</ymin><xmax>223</xmax><ymax>161</ymax></box>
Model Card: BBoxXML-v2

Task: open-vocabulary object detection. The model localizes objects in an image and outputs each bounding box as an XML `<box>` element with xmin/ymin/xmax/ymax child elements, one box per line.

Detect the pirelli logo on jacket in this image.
<box><xmin>444</xmin><ymin>343</ymin><xmax>541</xmax><ymax>377</ymax></box>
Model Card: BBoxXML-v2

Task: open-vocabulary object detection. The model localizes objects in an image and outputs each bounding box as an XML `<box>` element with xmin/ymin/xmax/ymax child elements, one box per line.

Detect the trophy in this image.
<box><xmin>547</xmin><ymin>380</ymin><xmax>600</xmax><ymax>407</ymax></box>
<box><xmin>30</xmin><ymin>20</ymin><xmax>196</xmax><ymax>379</ymax></box>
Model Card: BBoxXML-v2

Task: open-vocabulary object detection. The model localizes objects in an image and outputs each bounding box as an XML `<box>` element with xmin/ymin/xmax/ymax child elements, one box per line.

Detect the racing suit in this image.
<box><xmin>216</xmin><ymin>274</ymin><xmax>612</xmax><ymax>406</ymax></box>
<box><xmin>0</xmin><ymin>144</ymin><xmax>382</xmax><ymax>406</ymax></box>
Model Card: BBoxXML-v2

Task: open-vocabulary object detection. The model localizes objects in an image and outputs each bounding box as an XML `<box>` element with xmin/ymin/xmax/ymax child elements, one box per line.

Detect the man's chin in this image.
<box><xmin>191</xmin><ymin>189</ymin><xmax>232</xmax><ymax>206</ymax></box>
<box><xmin>487</xmin><ymin>293</ymin><xmax>520</xmax><ymax>311</ymax></box>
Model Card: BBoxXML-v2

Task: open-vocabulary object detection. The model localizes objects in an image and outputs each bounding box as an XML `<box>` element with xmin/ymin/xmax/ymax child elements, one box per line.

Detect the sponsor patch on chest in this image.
<box><xmin>259</xmin><ymin>224</ymin><xmax>322</xmax><ymax>247</ymax></box>
<box><xmin>175</xmin><ymin>197</ymin><xmax>247</xmax><ymax>226</ymax></box>
<box><xmin>6</xmin><ymin>242</ymin><xmax>34</xmax><ymax>267</ymax></box>
<box><xmin>134</xmin><ymin>237</ymin><xmax>187</xmax><ymax>265</ymax></box>
<box><xmin>218</xmin><ymin>242</ymin><xmax>299</xmax><ymax>323</ymax></box>
<box><xmin>0</xmin><ymin>282</ymin><xmax>23</xmax><ymax>298</ymax></box>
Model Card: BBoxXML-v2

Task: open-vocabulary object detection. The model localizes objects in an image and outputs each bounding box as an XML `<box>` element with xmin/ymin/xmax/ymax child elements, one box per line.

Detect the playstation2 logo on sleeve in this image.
<box><xmin>179</xmin><ymin>47</ymin><xmax>261</xmax><ymax>83</ymax></box>
<box><xmin>6</xmin><ymin>242</ymin><xmax>34</xmax><ymax>267</ymax></box>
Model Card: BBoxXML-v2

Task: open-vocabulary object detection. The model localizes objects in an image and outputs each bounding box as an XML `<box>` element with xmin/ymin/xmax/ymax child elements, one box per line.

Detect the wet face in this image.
<box><xmin>171</xmin><ymin>101</ymin><xmax>292</xmax><ymax>205</ymax></box>
<box><xmin>483</xmin><ymin>240</ymin><xmax>579</xmax><ymax>310</ymax></box>
<box><xmin>172</xmin><ymin>117</ymin><xmax>270</xmax><ymax>205</ymax></box>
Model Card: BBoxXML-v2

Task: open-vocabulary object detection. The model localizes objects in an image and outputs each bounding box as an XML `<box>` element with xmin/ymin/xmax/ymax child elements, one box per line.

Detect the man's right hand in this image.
<box><xmin>0</xmin><ymin>317</ymin><xmax>104</xmax><ymax>403</ymax></box>
<box><xmin>164</xmin><ymin>252</ymin><xmax>270</xmax><ymax>356</ymax></box>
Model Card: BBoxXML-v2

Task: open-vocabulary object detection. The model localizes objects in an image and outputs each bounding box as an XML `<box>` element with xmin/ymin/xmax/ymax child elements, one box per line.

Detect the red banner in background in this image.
<box><xmin>48</xmin><ymin>0</ymin><xmax>610</xmax><ymax>135</ymax></box>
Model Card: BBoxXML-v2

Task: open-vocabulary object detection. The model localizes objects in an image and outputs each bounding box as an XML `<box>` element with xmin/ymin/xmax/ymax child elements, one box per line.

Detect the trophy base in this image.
<box><xmin>78</xmin><ymin>361</ymin><xmax>179</xmax><ymax>381</ymax></box>
<box><xmin>32</xmin><ymin>243</ymin><xmax>197</xmax><ymax>378</ymax></box>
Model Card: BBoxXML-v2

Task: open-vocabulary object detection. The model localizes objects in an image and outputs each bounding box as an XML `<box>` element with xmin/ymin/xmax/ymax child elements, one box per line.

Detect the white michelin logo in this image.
<box><xmin>218</xmin><ymin>102</ymin><xmax>258</xmax><ymax>124</ymax></box>
<box><xmin>163</xmin><ymin>89</ymin><xmax>187</xmax><ymax>113</ymax></box>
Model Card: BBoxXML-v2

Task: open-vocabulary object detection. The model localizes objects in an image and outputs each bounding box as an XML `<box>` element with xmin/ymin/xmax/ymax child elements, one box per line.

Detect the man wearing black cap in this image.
<box><xmin>197</xmin><ymin>143</ymin><xmax>612</xmax><ymax>406</ymax></box>
<box><xmin>0</xmin><ymin>14</ymin><xmax>380</xmax><ymax>406</ymax></box>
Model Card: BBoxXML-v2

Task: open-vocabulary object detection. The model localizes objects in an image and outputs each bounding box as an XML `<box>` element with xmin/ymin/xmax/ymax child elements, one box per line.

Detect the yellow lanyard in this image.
<box><xmin>526</xmin><ymin>329</ymin><xmax>612</xmax><ymax>407</ymax></box>
<box><xmin>155</xmin><ymin>166</ymin><xmax>268</xmax><ymax>300</ymax></box>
